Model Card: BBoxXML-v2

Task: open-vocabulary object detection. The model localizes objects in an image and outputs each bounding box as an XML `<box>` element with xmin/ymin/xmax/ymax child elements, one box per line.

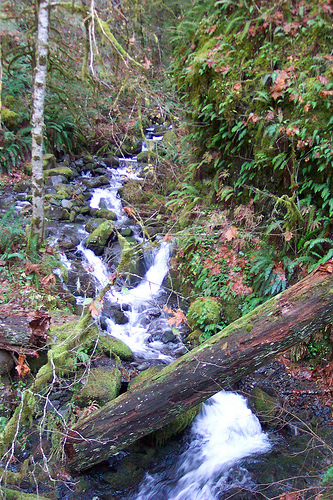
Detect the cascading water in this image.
<box><xmin>73</xmin><ymin>161</ymin><xmax>271</xmax><ymax>498</ymax></box>
<box><xmin>130</xmin><ymin>392</ymin><xmax>271</xmax><ymax>500</ymax></box>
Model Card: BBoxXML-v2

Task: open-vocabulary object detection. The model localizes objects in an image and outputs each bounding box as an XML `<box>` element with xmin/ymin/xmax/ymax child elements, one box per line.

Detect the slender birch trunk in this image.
<box><xmin>30</xmin><ymin>0</ymin><xmax>51</xmax><ymax>248</ymax></box>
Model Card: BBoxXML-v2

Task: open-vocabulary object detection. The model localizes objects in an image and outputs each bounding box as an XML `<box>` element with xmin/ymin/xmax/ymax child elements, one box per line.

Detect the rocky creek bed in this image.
<box><xmin>0</xmin><ymin>154</ymin><xmax>333</xmax><ymax>499</ymax></box>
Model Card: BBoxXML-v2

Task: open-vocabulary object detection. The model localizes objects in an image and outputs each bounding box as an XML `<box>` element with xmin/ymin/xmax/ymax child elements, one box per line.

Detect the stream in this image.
<box><xmin>53</xmin><ymin>158</ymin><xmax>272</xmax><ymax>499</ymax></box>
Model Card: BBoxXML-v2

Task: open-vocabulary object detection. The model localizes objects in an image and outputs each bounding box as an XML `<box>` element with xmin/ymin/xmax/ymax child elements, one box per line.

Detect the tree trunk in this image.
<box><xmin>30</xmin><ymin>0</ymin><xmax>51</xmax><ymax>248</ymax></box>
<box><xmin>64</xmin><ymin>262</ymin><xmax>333</xmax><ymax>473</ymax></box>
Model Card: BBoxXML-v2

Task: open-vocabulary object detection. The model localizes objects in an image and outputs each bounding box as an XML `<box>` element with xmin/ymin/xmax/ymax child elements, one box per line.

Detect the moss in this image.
<box><xmin>0</xmin><ymin>458</ymin><xmax>30</xmax><ymax>486</ymax></box>
<box><xmin>43</xmin><ymin>167</ymin><xmax>74</xmax><ymax>180</ymax></box>
<box><xmin>249</xmin><ymin>387</ymin><xmax>278</xmax><ymax>427</ymax></box>
<box><xmin>98</xmin><ymin>335</ymin><xmax>134</xmax><ymax>361</ymax></box>
<box><xmin>187</xmin><ymin>297</ymin><xmax>221</xmax><ymax>330</ymax></box>
<box><xmin>128</xmin><ymin>366</ymin><xmax>162</xmax><ymax>390</ymax></box>
<box><xmin>148</xmin><ymin>404</ymin><xmax>202</xmax><ymax>446</ymax></box>
<box><xmin>0</xmin><ymin>488</ymin><xmax>49</xmax><ymax>500</ymax></box>
<box><xmin>117</xmin><ymin>233</ymin><xmax>141</xmax><ymax>276</ymax></box>
<box><xmin>92</xmin><ymin>208</ymin><xmax>117</xmax><ymax>220</ymax></box>
<box><xmin>86</xmin><ymin>220</ymin><xmax>116</xmax><ymax>247</ymax></box>
<box><xmin>1</xmin><ymin>107</ymin><xmax>18</xmax><ymax>127</ymax></box>
<box><xmin>74</xmin><ymin>366</ymin><xmax>121</xmax><ymax>407</ymax></box>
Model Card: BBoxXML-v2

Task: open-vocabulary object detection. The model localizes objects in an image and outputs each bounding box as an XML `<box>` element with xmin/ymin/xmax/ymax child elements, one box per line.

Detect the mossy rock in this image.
<box><xmin>249</xmin><ymin>387</ymin><xmax>279</xmax><ymax>427</ymax></box>
<box><xmin>44</xmin><ymin>167</ymin><xmax>74</xmax><ymax>180</ymax></box>
<box><xmin>90</xmin><ymin>208</ymin><xmax>117</xmax><ymax>220</ymax></box>
<box><xmin>74</xmin><ymin>366</ymin><xmax>121</xmax><ymax>407</ymax></box>
<box><xmin>183</xmin><ymin>329</ymin><xmax>202</xmax><ymax>348</ymax></box>
<box><xmin>53</xmin><ymin>184</ymin><xmax>73</xmax><ymax>200</ymax></box>
<box><xmin>136</xmin><ymin>150</ymin><xmax>159</xmax><ymax>162</ymax></box>
<box><xmin>85</xmin><ymin>218</ymin><xmax>107</xmax><ymax>233</ymax></box>
<box><xmin>98</xmin><ymin>335</ymin><xmax>134</xmax><ymax>361</ymax></box>
<box><xmin>117</xmin><ymin>233</ymin><xmax>141</xmax><ymax>277</ymax></box>
<box><xmin>187</xmin><ymin>297</ymin><xmax>221</xmax><ymax>330</ymax></box>
<box><xmin>86</xmin><ymin>220</ymin><xmax>116</xmax><ymax>248</ymax></box>
<box><xmin>42</xmin><ymin>154</ymin><xmax>56</xmax><ymax>170</ymax></box>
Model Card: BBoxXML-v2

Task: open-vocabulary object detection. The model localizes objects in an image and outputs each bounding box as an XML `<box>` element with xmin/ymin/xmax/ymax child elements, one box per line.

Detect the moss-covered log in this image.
<box><xmin>65</xmin><ymin>262</ymin><xmax>333</xmax><ymax>472</ymax></box>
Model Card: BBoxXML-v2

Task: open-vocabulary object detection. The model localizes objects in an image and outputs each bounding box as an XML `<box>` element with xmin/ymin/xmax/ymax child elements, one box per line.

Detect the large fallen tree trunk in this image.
<box><xmin>65</xmin><ymin>261</ymin><xmax>333</xmax><ymax>472</ymax></box>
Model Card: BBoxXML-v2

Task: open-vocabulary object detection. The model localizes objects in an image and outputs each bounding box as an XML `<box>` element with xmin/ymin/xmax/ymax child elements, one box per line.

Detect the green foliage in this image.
<box><xmin>172</xmin><ymin>0</ymin><xmax>333</xmax><ymax>226</ymax></box>
<box><xmin>44</xmin><ymin>112</ymin><xmax>80</xmax><ymax>156</ymax></box>
<box><xmin>187</xmin><ymin>296</ymin><xmax>223</xmax><ymax>341</ymax></box>
<box><xmin>0</xmin><ymin>205</ymin><xmax>26</xmax><ymax>260</ymax></box>
<box><xmin>0</xmin><ymin>128</ymin><xmax>32</xmax><ymax>173</ymax></box>
<box><xmin>322</xmin><ymin>465</ymin><xmax>333</xmax><ymax>484</ymax></box>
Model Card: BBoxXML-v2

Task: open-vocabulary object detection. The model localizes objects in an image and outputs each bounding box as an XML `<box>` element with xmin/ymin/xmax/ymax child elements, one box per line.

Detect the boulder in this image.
<box><xmin>98</xmin><ymin>335</ymin><xmax>134</xmax><ymax>361</ymax></box>
<box><xmin>85</xmin><ymin>220</ymin><xmax>117</xmax><ymax>250</ymax></box>
<box><xmin>74</xmin><ymin>367</ymin><xmax>121</xmax><ymax>407</ymax></box>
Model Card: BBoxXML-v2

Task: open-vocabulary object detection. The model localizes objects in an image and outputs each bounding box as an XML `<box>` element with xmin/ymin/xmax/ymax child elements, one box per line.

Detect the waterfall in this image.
<box><xmin>72</xmin><ymin>163</ymin><xmax>271</xmax><ymax>497</ymax></box>
<box><xmin>131</xmin><ymin>392</ymin><xmax>271</xmax><ymax>500</ymax></box>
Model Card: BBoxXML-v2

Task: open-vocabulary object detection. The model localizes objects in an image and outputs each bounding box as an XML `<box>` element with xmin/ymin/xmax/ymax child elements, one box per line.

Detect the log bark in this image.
<box><xmin>64</xmin><ymin>262</ymin><xmax>333</xmax><ymax>472</ymax></box>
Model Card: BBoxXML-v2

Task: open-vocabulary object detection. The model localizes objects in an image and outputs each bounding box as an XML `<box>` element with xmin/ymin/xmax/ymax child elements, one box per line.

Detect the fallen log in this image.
<box><xmin>65</xmin><ymin>261</ymin><xmax>333</xmax><ymax>472</ymax></box>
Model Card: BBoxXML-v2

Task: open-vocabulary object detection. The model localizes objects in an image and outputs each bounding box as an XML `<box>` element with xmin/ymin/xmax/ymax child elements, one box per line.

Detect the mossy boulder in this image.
<box><xmin>187</xmin><ymin>297</ymin><xmax>221</xmax><ymax>330</ymax></box>
<box><xmin>42</xmin><ymin>154</ymin><xmax>56</xmax><ymax>170</ymax></box>
<box><xmin>89</xmin><ymin>208</ymin><xmax>117</xmax><ymax>220</ymax></box>
<box><xmin>86</xmin><ymin>220</ymin><xmax>117</xmax><ymax>249</ymax></box>
<box><xmin>85</xmin><ymin>218</ymin><xmax>107</xmax><ymax>233</ymax></box>
<box><xmin>44</xmin><ymin>166</ymin><xmax>74</xmax><ymax>181</ymax></box>
<box><xmin>117</xmin><ymin>233</ymin><xmax>141</xmax><ymax>279</ymax></box>
<box><xmin>74</xmin><ymin>366</ymin><xmax>121</xmax><ymax>407</ymax></box>
<box><xmin>98</xmin><ymin>335</ymin><xmax>134</xmax><ymax>361</ymax></box>
<box><xmin>1</xmin><ymin>107</ymin><xmax>18</xmax><ymax>128</ymax></box>
<box><xmin>183</xmin><ymin>329</ymin><xmax>202</xmax><ymax>348</ymax></box>
<box><xmin>249</xmin><ymin>387</ymin><xmax>279</xmax><ymax>427</ymax></box>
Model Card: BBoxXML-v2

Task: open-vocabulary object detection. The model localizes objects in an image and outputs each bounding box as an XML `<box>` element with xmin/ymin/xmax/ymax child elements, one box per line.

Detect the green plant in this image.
<box><xmin>187</xmin><ymin>296</ymin><xmax>224</xmax><ymax>341</ymax></box>
<box><xmin>0</xmin><ymin>204</ymin><xmax>26</xmax><ymax>260</ymax></box>
<box><xmin>0</xmin><ymin>127</ymin><xmax>31</xmax><ymax>173</ymax></box>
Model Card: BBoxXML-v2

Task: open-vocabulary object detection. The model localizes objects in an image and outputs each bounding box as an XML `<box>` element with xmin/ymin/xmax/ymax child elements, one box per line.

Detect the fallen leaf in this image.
<box><xmin>88</xmin><ymin>298</ymin><xmax>103</xmax><ymax>318</ymax></box>
<box><xmin>15</xmin><ymin>354</ymin><xmax>30</xmax><ymax>377</ymax></box>
<box><xmin>166</xmin><ymin>308</ymin><xmax>187</xmax><ymax>327</ymax></box>
<box><xmin>285</xmin><ymin>231</ymin><xmax>293</xmax><ymax>241</ymax></box>
<box><xmin>29</xmin><ymin>311</ymin><xmax>51</xmax><ymax>347</ymax></box>
<box><xmin>123</xmin><ymin>206</ymin><xmax>136</xmax><ymax>217</ymax></box>
<box><xmin>225</xmin><ymin>226</ymin><xmax>238</xmax><ymax>241</ymax></box>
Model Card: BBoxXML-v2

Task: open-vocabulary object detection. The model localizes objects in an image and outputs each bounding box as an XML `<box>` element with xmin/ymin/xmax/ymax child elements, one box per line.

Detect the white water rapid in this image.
<box><xmin>131</xmin><ymin>392</ymin><xmax>271</xmax><ymax>500</ymax></box>
<box><xmin>76</xmin><ymin>164</ymin><xmax>271</xmax><ymax>498</ymax></box>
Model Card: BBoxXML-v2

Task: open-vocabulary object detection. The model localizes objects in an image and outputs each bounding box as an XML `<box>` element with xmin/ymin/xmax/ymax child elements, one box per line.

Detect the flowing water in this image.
<box><xmin>71</xmin><ymin>163</ymin><xmax>272</xmax><ymax>498</ymax></box>
<box><xmin>130</xmin><ymin>392</ymin><xmax>271</xmax><ymax>500</ymax></box>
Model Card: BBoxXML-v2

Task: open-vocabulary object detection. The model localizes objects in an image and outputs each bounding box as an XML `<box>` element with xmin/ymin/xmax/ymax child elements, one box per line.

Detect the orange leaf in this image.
<box><xmin>225</xmin><ymin>226</ymin><xmax>238</xmax><ymax>241</ymax></box>
<box><xmin>166</xmin><ymin>308</ymin><xmax>187</xmax><ymax>327</ymax></box>
<box><xmin>232</xmin><ymin>82</ymin><xmax>242</xmax><ymax>92</ymax></box>
<box><xmin>15</xmin><ymin>354</ymin><xmax>30</xmax><ymax>378</ymax></box>
<box><xmin>89</xmin><ymin>298</ymin><xmax>103</xmax><ymax>318</ymax></box>
<box><xmin>285</xmin><ymin>231</ymin><xmax>293</xmax><ymax>241</ymax></box>
<box><xmin>123</xmin><ymin>206</ymin><xmax>136</xmax><ymax>217</ymax></box>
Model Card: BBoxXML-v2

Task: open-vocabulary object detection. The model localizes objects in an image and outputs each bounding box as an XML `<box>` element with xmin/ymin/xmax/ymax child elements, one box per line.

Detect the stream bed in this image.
<box><xmin>2</xmin><ymin>153</ymin><xmax>332</xmax><ymax>499</ymax></box>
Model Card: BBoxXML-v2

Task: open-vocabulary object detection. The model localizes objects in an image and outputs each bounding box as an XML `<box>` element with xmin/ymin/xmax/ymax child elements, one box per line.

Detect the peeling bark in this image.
<box><xmin>64</xmin><ymin>262</ymin><xmax>333</xmax><ymax>473</ymax></box>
